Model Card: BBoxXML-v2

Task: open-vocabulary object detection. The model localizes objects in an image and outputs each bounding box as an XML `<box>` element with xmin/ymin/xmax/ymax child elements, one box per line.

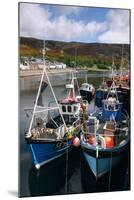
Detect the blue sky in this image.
<box><xmin>20</xmin><ymin>3</ymin><xmax>130</xmax><ymax>44</ymax></box>
<box><xmin>45</xmin><ymin>5</ymin><xmax>108</xmax><ymax>22</ymax></box>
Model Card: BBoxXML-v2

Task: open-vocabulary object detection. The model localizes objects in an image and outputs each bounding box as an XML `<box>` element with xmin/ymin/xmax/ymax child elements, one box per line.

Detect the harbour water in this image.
<box><xmin>19</xmin><ymin>71</ymin><xmax>130</xmax><ymax>197</ymax></box>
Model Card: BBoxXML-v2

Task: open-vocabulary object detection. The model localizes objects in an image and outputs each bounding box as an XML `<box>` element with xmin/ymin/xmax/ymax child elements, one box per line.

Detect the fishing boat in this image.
<box><xmin>25</xmin><ymin>43</ymin><xmax>82</xmax><ymax>169</ymax></box>
<box><xmin>80</xmin><ymin>83</ymin><xmax>95</xmax><ymax>103</ymax></box>
<box><xmin>95</xmin><ymin>66</ymin><xmax>130</xmax><ymax>113</ymax></box>
<box><xmin>81</xmin><ymin>81</ymin><xmax>130</xmax><ymax>179</ymax></box>
<box><xmin>79</xmin><ymin>73</ymin><xmax>95</xmax><ymax>103</ymax></box>
<box><xmin>95</xmin><ymin>77</ymin><xmax>130</xmax><ymax>113</ymax></box>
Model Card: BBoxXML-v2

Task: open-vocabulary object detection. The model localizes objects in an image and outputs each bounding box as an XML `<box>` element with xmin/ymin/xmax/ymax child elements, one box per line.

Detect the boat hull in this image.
<box><xmin>81</xmin><ymin>141</ymin><xmax>129</xmax><ymax>179</ymax></box>
<box><xmin>83</xmin><ymin>152</ymin><xmax>122</xmax><ymax>178</ymax></box>
<box><xmin>26</xmin><ymin>138</ymin><xmax>72</xmax><ymax>169</ymax></box>
<box><xmin>95</xmin><ymin>90</ymin><xmax>107</xmax><ymax>107</ymax></box>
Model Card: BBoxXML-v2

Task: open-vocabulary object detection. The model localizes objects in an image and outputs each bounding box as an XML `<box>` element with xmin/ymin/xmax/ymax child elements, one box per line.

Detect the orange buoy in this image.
<box><xmin>104</xmin><ymin>136</ymin><xmax>114</xmax><ymax>148</ymax></box>
<box><xmin>72</xmin><ymin>137</ymin><xmax>80</xmax><ymax>147</ymax></box>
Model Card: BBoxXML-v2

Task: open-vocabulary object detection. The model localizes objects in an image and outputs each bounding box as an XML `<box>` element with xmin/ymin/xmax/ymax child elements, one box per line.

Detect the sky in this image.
<box><xmin>19</xmin><ymin>3</ymin><xmax>130</xmax><ymax>44</ymax></box>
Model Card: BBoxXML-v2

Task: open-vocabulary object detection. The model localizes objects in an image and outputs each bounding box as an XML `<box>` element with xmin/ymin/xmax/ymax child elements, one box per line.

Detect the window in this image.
<box><xmin>62</xmin><ymin>106</ymin><xmax>66</xmax><ymax>112</ymax></box>
<box><xmin>74</xmin><ymin>106</ymin><xmax>77</xmax><ymax>112</ymax></box>
<box><xmin>105</xmin><ymin>104</ymin><xmax>108</xmax><ymax>110</ymax></box>
<box><xmin>115</xmin><ymin>105</ymin><xmax>119</xmax><ymax>110</ymax></box>
<box><xmin>68</xmin><ymin>106</ymin><xmax>72</xmax><ymax>113</ymax></box>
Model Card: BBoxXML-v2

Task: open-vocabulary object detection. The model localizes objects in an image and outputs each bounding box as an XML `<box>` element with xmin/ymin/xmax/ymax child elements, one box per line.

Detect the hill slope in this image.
<box><xmin>20</xmin><ymin>37</ymin><xmax>130</xmax><ymax>69</ymax></box>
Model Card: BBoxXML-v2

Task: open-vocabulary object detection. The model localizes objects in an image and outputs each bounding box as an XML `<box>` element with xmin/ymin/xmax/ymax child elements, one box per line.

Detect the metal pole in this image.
<box><xmin>27</xmin><ymin>42</ymin><xmax>46</xmax><ymax>136</ymax></box>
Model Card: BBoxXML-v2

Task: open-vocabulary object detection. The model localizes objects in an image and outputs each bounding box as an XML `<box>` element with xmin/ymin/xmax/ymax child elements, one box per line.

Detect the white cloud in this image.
<box><xmin>19</xmin><ymin>3</ymin><xmax>106</xmax><ymax>42</ymax></box>
<box><xmin>20</xmin><ymin>4</ymin><xmax>52</xmax><ymax>38</ymax></box>
<box><xmin>20</xmin><ymin>4</ymin><xmax>130</xmax><ymax>44</ymax></box>
<box><xmin>98</xmin><ymin>9</ymin><xmax>130</xmax><ymax>44</ymax></box>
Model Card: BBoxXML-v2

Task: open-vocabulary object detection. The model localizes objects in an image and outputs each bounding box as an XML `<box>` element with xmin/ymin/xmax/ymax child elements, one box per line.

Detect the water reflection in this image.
<box><xmin>28</xmin><ymin>156</ymin><xmax>67</xmax><ymax>196</ymax></box>
<box><xmin>28</xmin><ymin>148</ymin><xmax>82</xmax><ymax>196</ymax></box>
<box><xmin>80</xmin><ymin>150</ymin><xmax>130</xmax><ymax>193</ymax></box>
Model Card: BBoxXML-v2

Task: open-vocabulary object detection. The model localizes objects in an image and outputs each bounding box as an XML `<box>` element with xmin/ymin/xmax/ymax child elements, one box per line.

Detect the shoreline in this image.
<box><xmin>19</xmin><ymin>68</ymin><xmax>109</xmax><ymax>78</ymax></box>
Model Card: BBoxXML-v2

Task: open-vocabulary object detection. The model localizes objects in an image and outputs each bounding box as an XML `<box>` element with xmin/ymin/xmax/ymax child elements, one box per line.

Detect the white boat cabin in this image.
<box><xmin>60</xmin><ymin>102</ymin><xmax>80</xmax><ymax>117</ymax></box>
<box><xmin>81</xmin><ymin>83</ymin><xmax>94</xmax><ymax>92</ymax></box>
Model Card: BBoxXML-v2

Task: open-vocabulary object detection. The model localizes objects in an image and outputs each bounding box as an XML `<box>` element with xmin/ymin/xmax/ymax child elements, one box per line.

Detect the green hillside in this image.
<box><xmin>20</xmin><ymin>37</ymin><xmax>130</xmax><ymax>69</ymax></box>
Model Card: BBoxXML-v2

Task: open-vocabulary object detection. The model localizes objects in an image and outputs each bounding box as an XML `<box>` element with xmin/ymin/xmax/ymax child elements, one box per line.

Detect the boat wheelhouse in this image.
<box><xmin>102</xmin><ymin>81</ymin><xmax>123</xmax><ymax>121</ymax></box>
<box><xmin>80</xmin><ymin>83</ymin><xmax>95</xmax><ymax>102</ymax></box>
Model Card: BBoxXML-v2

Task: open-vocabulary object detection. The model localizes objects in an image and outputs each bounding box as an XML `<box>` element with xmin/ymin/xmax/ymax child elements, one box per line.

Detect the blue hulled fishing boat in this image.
<box><xmin>25</xmin><ymin>43</ymin><xmax>82</xmax><ymax>169</ymax></box>
<box><xmin>81</xmin><ymin>81</ymin><xmax>130</xmax><ymax>178</ymax></box>
<box><xmin>95</xmin><ymin>57</ymin><xmax>130</xmax><ymax>113</ymax></box>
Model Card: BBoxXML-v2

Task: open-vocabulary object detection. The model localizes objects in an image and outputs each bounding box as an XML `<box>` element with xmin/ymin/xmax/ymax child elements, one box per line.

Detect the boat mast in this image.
<box><xmin>120</xmin><ymin>45</ymin><xmax>124</xmax><ymax>84</ymax></box>
<box><xmin>42</xmin><ymin>47</ymin><xmax>67</xmax><ymax>130</ymax></box>
<box><xmin>27</xmin><ymin>41</ymin><xmax>47</xmax><ymax>137</ymax></box>
<box><xmin>105</xmin><ymin>57</ymin><xmax>119</xmax><ymax>102</ymax></box>
<box><xmin>72</xmin><ymin>72</ymin><xmax>75</xmax><ymax>96</ymax></box>
<box><xmin>74</xmin><ymin>46</ymin><xmax>80</xmax><ymax>95</ymax></box>
<box><xmin>85</xmin><ymin>73</ymin><xmax>88</xmax><ymax>83</ymax></box>
<box><xmin>27</xmin><ymin>41</ymin><xmax>67</xmax><ymax>137</ymax></box>
<box><xmin>111</xmin><ymin>56</ymin><xmax>115</xmax><ymax>80</ymax></box>
<box><xmin>75</xmin><ymin>46</ymin><xmax>77</xmax><ymax>68</ymax></box>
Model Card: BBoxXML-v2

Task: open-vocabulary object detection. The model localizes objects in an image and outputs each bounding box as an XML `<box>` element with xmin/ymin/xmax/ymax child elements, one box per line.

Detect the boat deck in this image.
<box><xmin>29</xmin><ymin>114</ymin><xmax>80</xmax><ymax>140</ymax></box>
<box><xmin>30</xmin><ymin>126</ymin><xmax>58</xmax><ymax>140</ymax></box>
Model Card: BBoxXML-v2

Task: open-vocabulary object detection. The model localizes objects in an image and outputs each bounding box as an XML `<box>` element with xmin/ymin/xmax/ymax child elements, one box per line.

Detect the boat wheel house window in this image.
<box><xmin>62</xmin><ymin>106</ymin><xmax>66</xmax><ymax>112</ymax></box>
<box><xmin>68</xmin><ymin>106</ymin><xmax>72</xmax><ymax>113</ymax></box>
<box><xmin>74</xmin><ymin>106</ymin><xmax>77</xmax><ymax>112</ymax></box>
<box><xmin>115</xmin><ymin>104</ymin><xmax>119</xmax><ymax>110</ymax></box>
<box><xmin>105</xmin><ymin>104</ymin><xmax>108</xmax><ymax>110</ymax></box>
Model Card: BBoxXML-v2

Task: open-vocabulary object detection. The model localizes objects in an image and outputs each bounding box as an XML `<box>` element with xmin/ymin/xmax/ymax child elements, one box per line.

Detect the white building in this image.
<box><xmin>20</xmin><ymin>61</ymin><xmax>30</xmax><ymax>70</ymax></box>
<box><xmin>55</xmin><ymin>62</ymin><xmax>66</xmax><ymax>69</ymax></box>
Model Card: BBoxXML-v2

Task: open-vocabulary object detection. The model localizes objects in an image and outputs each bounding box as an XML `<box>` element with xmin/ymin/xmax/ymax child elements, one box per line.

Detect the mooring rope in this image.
<box><xmin>65</xmin><ymin>138</ymin><xmax>69</xmax><ymax>194</ymax></box>
<box><xmin>108</xmin><ymin>151</ymin><xmax>113</xmax><ymax>191</ymax></box>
